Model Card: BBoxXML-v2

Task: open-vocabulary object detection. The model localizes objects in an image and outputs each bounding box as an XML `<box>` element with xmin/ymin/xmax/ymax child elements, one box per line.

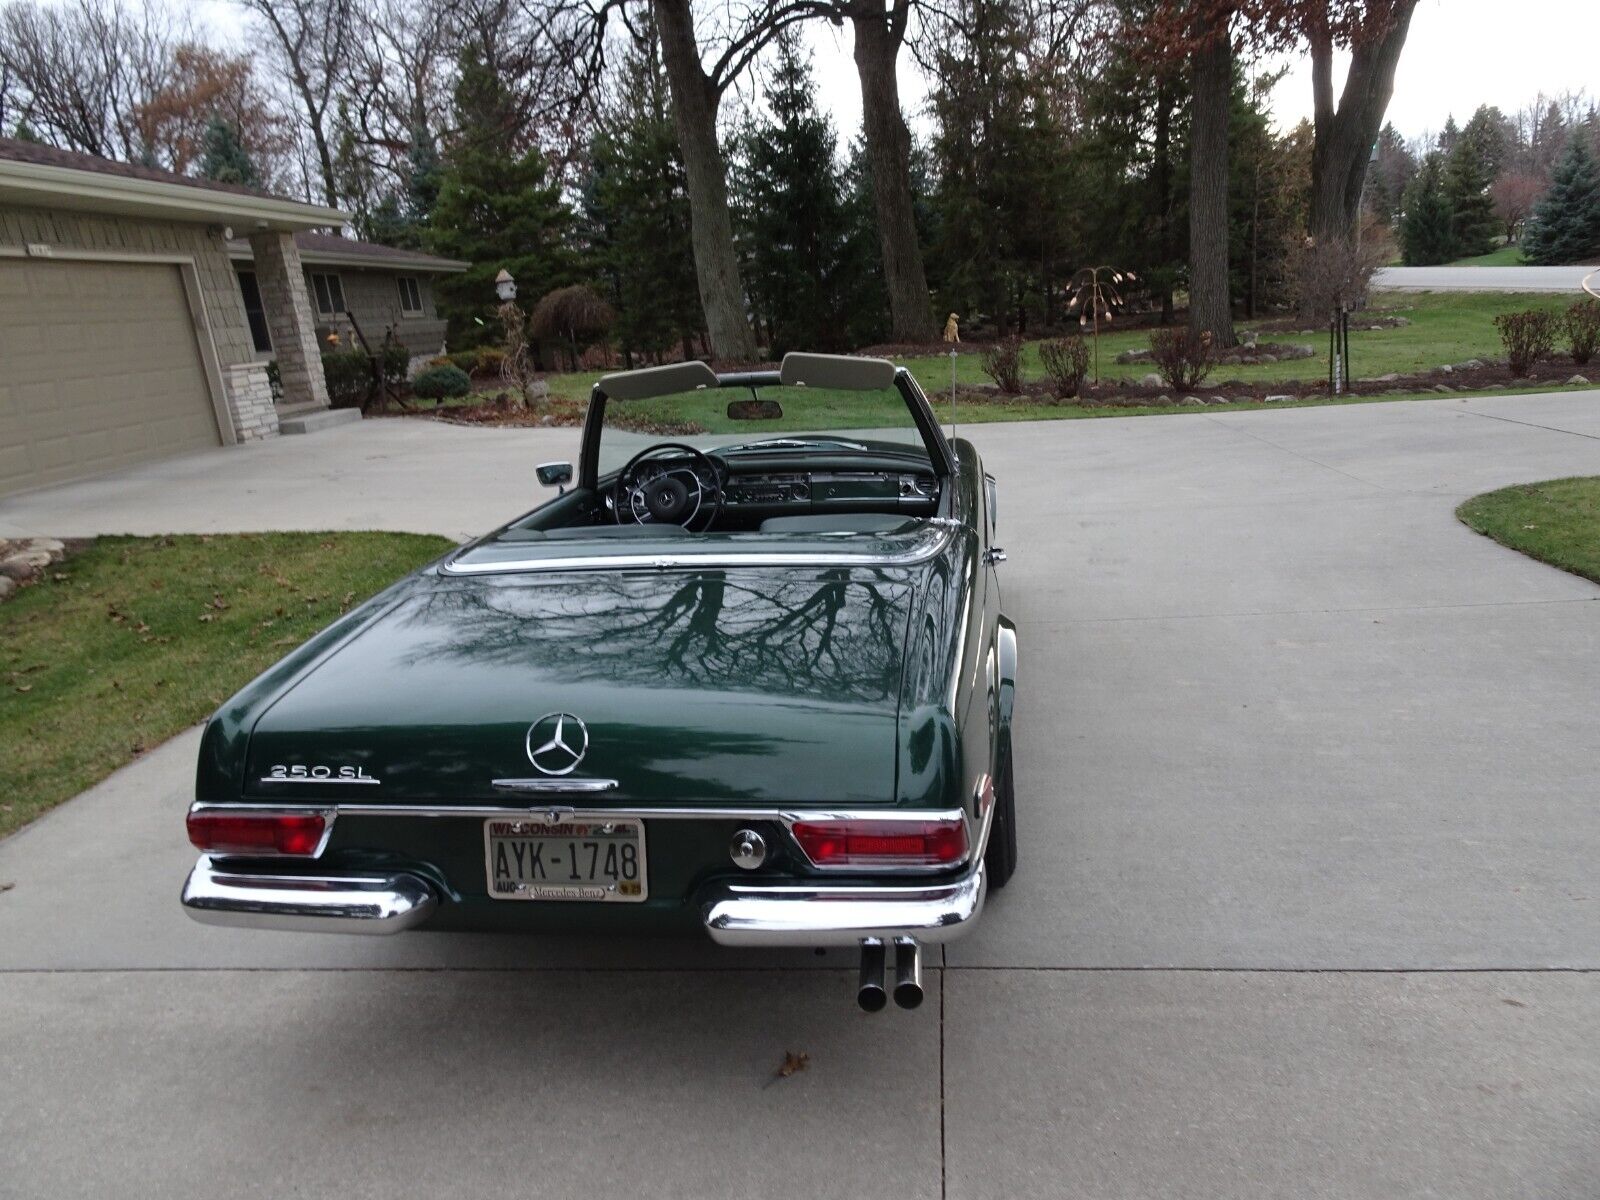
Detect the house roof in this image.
<box><xmin>228</xmin><ymin>230</ymin><xmax>467</xmax><ymax>274</ymax></box>
<box><xmin>0</xmin><ymin>136</ymin><xmax>348</xmax><ymax>231</ymax></box>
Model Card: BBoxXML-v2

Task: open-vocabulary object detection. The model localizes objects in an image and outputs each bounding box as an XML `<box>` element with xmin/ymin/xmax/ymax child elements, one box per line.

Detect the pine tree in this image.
<box><xmin>1522</xmin><ymin>138</ymin><xmax>1600</xmax><ymax>265</ymax></box>
<box><xmin>581</xmin><ymin>24</ymin><xmax>703</xmax><ymax>363</ymax></box>
<box><xmin>729</xmin><ymin>33</ymin><xmax>856</xmax><ymax>354</ymax></box>
<box><xmin>404</xmin><ymin>122</ymin><xmax>442</xmax><ymax>247</ymax></box>
<box><xmin>1399</xmin><ymin>154</ymin><xmax>1454</xmax><ymax>265</ymax></box>
<box><xmin>198</xmin><ymin>116</ymin><xmax>261</xmax><ymax>188</ymax></box>
<box><xmin>428</xmin><ymin>48</ymin><xmax>577</xmax><ymax>346</ymax></box>
<box><xmin>1443</xmin><ymin>135</ymin><xmax>1498</xmax><ymax>259</ymax></box>
<box><xmin>12</xmin><ymin>119</ymin><xmax>42</xmax><ymax>144</ymax></box>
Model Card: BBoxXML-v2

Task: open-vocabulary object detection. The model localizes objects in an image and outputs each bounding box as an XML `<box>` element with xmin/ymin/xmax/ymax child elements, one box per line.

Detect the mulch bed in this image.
<box><xmin>379</xmin><ymin>392</ymin><xmax>706</xmax><ymax>436</ymax></box>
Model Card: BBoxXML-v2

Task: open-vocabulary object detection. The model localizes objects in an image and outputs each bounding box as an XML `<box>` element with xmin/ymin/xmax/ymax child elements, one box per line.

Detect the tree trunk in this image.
<box><xmin>1187</xmin><ymin>14</ymin><xmax>1235</xmax><ymax>348</ymax></box>
<box><xmin>652</xmin><ymin>0</ymin><xmax>757</xmax><ymax>362</ymax></box>
<box><xmin>1308</xmin><ymin>1</ymin><xmax>1417</xmax><ymax>242</ymax></box>
<box><xmin>1151</xmin><ymin>75</ymin><xmax>1176</xmax><ymax>323</ymax></box>
<box><xmin>850</xmin><ymin>0</ymin><xmax>934</xmax><ymax>343</ymax></box>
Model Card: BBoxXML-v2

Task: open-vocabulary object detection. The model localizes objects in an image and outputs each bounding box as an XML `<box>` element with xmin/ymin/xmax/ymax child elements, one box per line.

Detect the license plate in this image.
<box><xmin>483</xmin><ymin>818</ymin><xmax>647</xmax><ymax>902</ymax></box>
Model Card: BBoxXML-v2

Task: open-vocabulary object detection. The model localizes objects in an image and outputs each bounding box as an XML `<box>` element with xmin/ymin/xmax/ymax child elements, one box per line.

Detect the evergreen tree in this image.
<box><xmin>581</xmin><ymin>24</ymin><xmax>703</xmax><ymax>363</ymax></box>
<box><xmin>1443</xmin><ymin>134</ymin><xmax>1498</xmax><ymax>258</ymax></box>
<box><xmin>12</xmin><ymin>119</ymin><xmax>42</xmax><ymax>144</ymax></box>
<box><xmin>403</xmin><ymin>122</ymin><xmax>442</xmax><ymax>247</ymax></box>
<box><xmin>428</xmin><ymin>47</ymin><xmax>577</xmax><ymax>346</ymax></box>
<box><xmin>197</xmin><ymin>116</ymin><xmax>260</xmax><ymax>187</ymax></box>
<box><xmin>1522</xmin><ymin>137</ymin><xmax>1600</xmax><ymax>265</ymax></box>
<box><xmin>1367</xmin><ymin>122</ymin><xmax>1416</xmax><ymax>227</ymax></box>
<box><xmin>729</xmin><ymin>34</ymin><xmax>858</xmax><ymax>354</ymax></box>
<box><xmin>1399</xmin><ymin>154</ymin><xmax>1454</xmax><ymax>265</ymax></box>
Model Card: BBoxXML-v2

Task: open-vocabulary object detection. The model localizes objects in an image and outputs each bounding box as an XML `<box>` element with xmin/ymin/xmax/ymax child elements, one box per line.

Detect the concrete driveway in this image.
<box><xmin>1375</xmin><ymin>264</ymin><xmax>1598</xmax><ymax>292</ymax></box>
<box><xmin>3</xmin><ymin>393</ymin><xmax>1599</xmax><ymax>1198</ymax></box>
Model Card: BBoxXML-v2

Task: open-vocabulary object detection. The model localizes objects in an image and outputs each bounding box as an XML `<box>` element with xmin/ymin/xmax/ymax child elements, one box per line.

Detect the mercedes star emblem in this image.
<box><xmin>525</xmin><ymin>712</ymin><xmax>589</xmax><ymax>776</ymax></box>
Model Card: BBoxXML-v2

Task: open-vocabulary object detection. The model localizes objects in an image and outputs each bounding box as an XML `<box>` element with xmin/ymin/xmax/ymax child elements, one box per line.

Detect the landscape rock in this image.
<box><xmin>1257</xmin><ymin>353</ymin><xmax>1278</xmax><ymax>363</ymax></box>
<box><xmin>1432</xmin><ymin>364</ymin><xmax>1453</xmax><ymax>375</ymax></box>
<box><xmin>1456</xmin><ymin>359</ymin><xmax>1484</xmax><ymax>371</ymax></box>
<box><xmin>1265</xmin><ymin>394</ymin><xmax>1295</xmax><ymax>403</ymax></box>
<box><xmin>1116</xmin><ymin>349</ymin><xmax>1153</xmax><ymax>364</ymax></box>
<box><xmin>1393</xmin><ymin>316</ymin><xmax>1410</xmax><ymax>326</ymax></box>
<box><xmin>0</xmin><ymin>576</ymin><xmax>15</xmax><ymax>602</ymax></box>
<box><xmin>1567</xmin><ymin>375</ymin><xmax>1590</xmax><ymax>386</ymax></box>
<box><xmin>1</xmin><ymin>548</ymin><xmax>51</xmax><ymax>576</ymax></box>
<box><xmin>1140</xmin><ymin>373</ymin><xmax>1163</xmax><ymax>388</ymax></box>
<box><xmin>1240</xmin><ymin>330</ymin><xmax>1259</xmax><ymax>348</ymax></box>
<box><xmin>1432</xmin><ymin>384</ymin><xmax>1454</xmax><ymax>393</ymax></box>
<box><xmin>1374</xmin><ymin>373</ymin><xmax>1401</xmax><ymax>382</ymax></box>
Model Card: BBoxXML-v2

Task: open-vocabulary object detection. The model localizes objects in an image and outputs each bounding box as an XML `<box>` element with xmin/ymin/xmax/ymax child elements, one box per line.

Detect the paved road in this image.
<box><xmin>1374</xmin><ymin>264</ymin><xmax>1599</xmax><ymax>293</ymax></box>
<box><xmin>4</xmin><ymin>394</ymin><xmax>1600</xmax><ymax>1197</ymax></box>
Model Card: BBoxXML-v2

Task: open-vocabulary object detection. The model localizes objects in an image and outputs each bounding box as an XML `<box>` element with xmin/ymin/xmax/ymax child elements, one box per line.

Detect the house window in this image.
<box><xmin>237</xmin><ymin>271</ymin><xmax>273</xmax><ymax>354</ymax></box>
<box><xmin>310</xmin><ymin>272</ymin><xmax>346</xmax><ymax>317</ymax></box>
<box><xmin>397</xmin><ymin>276</ymin><xmax>423</xmax><ymax>315</ymax></box>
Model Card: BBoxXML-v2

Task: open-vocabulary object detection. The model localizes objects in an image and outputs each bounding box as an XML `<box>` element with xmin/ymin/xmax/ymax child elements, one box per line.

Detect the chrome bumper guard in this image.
<box><xmin>181</xmin><ymin>855</ymin><xmax>436</xmax><ymax>935</ymax></box>
<box><xmin>700</xmin><ymin>863</ymin><xmax>986</xmax><ymax>947</ymax></box>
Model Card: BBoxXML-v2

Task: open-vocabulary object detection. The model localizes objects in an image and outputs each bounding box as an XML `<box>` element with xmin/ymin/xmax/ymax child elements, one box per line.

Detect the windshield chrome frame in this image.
<box><xmin>577</xmin><ymin>366</ymin><xmax>955</xmax><ymax>493</ymax></box>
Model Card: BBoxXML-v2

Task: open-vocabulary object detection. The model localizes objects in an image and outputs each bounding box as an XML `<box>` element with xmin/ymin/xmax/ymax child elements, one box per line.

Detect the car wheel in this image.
<box><xmin>984</xmin><ymin>733</ymin><xmax>1018</xmax><ymax>889</ymax></box>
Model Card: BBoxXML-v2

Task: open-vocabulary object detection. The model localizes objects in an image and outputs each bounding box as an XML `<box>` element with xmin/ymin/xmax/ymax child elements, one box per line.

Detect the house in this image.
<box><xmin>228</xmin><ymin>231</ymin><xmax>464</xmax><ymax>377</ymax></box>
<box><xmin>0</xmin><ymin>137</ymin><xmax>463</xmax><ymax>500</ymax></box>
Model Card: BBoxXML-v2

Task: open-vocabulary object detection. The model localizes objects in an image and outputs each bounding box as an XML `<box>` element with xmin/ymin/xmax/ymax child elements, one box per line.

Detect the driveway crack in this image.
<box><xmin>1457</xmin><ymin>406</ymin><xmax>1600</xmax><ymax>442</ymax></box>
<box><xmin>1200</xmin><ymin>413</ymin><xmax>1401</xmax><ymax>492</ymax></box>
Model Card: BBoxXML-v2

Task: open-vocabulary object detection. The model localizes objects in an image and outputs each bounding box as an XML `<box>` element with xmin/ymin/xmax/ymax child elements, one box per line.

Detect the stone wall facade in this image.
<box><xmin>222</xmin><ymin>362</ymin><xmax>280</xmax><ymax>441</ymax></box>
<box><xmin>248</xmin><ymin>230</ymin><xmax>330</xmax><ymax>411</ymax></box>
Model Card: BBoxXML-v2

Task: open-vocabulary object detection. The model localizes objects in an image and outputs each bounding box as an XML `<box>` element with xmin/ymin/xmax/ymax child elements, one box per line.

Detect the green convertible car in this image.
<box><xmin>181</xmin><ymin>353</ymin><xmax>1017</xmax><ymax>1010</ymax></box>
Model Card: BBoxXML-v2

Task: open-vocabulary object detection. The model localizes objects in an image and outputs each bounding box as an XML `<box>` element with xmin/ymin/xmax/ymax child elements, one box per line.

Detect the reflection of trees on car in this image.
<box><xmin>399</xmin><ymin>570</ymin><xmax>912</xmax><ymax>704</ymax></box>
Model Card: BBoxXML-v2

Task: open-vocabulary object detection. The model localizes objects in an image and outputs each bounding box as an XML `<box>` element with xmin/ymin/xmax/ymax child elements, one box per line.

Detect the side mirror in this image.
<box><xmin>536</xmin><ymin>461</ymin><xmax>573</xmax><ymax>493</ymax></box>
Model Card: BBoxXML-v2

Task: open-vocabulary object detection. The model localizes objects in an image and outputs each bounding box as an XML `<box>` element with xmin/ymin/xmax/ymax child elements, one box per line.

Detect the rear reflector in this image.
<box><xmin>187</xmin><ymin>809</ymin><xmax>331</xmax><ymax>857</ymax></box>
<box><xmin>791</xmin><ymin>818</ymin><xmax>968</xmax><ymax>869</ymax></box>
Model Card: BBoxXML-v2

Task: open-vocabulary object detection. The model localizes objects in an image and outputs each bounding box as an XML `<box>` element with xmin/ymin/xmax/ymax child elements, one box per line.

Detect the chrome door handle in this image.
<box><xmin>984</xmin><ymin>548</ymin><xmax>1007</xmax><ymax>565</ymax></box>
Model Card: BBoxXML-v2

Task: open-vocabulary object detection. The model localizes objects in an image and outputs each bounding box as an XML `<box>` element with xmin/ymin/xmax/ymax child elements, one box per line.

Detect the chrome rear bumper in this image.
<box><xmin>181</xmin><ymin>855</ymin><xmax>436</xmax><ymax>934</ymax></box>
<box><xmin>700</xmin><ymin>864</ymin><xmax>986</xmax><ymax>947</ymax></box>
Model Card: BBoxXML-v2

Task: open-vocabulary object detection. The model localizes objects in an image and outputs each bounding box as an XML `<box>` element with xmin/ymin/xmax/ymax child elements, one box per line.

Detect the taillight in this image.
<box><xmin>187</xmin><ymin>809</ymin><xmax>332</xmax><ymax>857</ymax></box>
<box><xmin>791</xmin><ymin>818</ymin><xmax>968</xmax><ymax>869</ymax></box>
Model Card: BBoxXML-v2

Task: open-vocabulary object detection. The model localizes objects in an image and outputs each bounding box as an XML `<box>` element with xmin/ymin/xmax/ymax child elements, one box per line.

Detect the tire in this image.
<box><xmin>984</xmin><ymin>733</ymin><xmax>1018</xmax><ymax>889</ymax></box>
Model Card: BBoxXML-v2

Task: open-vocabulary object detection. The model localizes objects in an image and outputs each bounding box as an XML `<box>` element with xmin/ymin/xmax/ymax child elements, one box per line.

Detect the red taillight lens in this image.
<box><xmin>791</xmin><ymin>819</ymin><xmax>968</xmax><ymax>868</ymax></box>
<box><xmin>186</xmin><ymin>810</ymin><xmax>330</xmax><ymax>857</ymax></box>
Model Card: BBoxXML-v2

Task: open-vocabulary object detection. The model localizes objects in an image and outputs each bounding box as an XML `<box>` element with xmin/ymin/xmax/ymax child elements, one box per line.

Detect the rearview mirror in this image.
<box><xmin>727</xmin><ymin>397</ymin><xmax>783</xmax><ymax>421</ymax></box>
<box><xmin>536</xmin><ymin>461</ymin><xmax>573</xmax><ymax>492</ymax></box>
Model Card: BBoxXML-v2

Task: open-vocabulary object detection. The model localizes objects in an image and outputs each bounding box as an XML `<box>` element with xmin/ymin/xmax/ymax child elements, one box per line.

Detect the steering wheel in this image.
<box><xmin>613</xmin><ymin>443</ymin><xmax>724</xmax><ymax>530</ymax></box>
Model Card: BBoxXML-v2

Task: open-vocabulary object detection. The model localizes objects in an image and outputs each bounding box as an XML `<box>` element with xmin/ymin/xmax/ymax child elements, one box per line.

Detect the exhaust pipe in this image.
<box><xmin>857</xmin><ymin>937</ymin><xmax>887</xmax><ymax>1012</ymax></box>
<box><xmin>892</xmin><ymin>938</ymin><xmax>924</xmax><ymax>1009</ymax></box>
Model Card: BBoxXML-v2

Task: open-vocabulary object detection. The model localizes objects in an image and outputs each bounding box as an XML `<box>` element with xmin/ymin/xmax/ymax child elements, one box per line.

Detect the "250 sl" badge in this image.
<box><xmin>259</xmin><ymin>764</ymin><xmax>381</xmax><ymax>785</ymax></box>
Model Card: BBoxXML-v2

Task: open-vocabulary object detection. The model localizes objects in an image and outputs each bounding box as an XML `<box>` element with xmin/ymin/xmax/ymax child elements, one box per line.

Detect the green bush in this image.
<box><xmin>321</xmin><ymin>349</ymin><xmax>372</xmax><ymax>408</ymax></box>
<box><xmin>379</xmin><ymin>338</ymin><xmax>410</xmax><ymax>387</ymax></box>
<box><xmin>446</xmin><ymin>349</ymin><xmax>481</xmax><ymax>375</ymax></box>
<box><xmin>411</xmin><ymin>364</ymin><xmax>472</xmax><ymax>400</ymax></box>
<box><xmin>475</xmin><ymin>346</ymin><xmax>505</xmax><ymax>377</ymax></box>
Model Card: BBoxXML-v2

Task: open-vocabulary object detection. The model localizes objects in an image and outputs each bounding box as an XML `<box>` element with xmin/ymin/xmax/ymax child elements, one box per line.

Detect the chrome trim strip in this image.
<box><xmin>437</xmin><ymin>523</ymin><xmax>956</xmax><ymax>576</ymax></box>
<box><xmin>180</xmin><ymin>856</ymin><xmax>435</xmax><ymax>934</ymax></box>
<box><xmin>192</xmin><ymin>799</ymin><xmax>966</xmax><ymax>826</ymax></box>
<box><xmin>491</xmin><ymin>778</ymin><xmax>619</xmax><ymax>794</ymax></box>
<box><xmin>255</xmin><ymin>776</ymin><xmax>381</xmax><ymax>786</ymax></box>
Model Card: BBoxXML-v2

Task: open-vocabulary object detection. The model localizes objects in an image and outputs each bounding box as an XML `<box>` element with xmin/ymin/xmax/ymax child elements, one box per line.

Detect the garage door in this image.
<box><xmin>0</xmin><ymin>258</ymin><xmax>222</xmax><ymax>497</ymax></box>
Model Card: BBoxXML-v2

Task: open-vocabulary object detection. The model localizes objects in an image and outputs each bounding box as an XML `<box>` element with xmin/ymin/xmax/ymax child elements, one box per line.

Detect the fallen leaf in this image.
<box><xmin>13</xmin><ymin>685</ymin><xmax>30</xmax><ymax>694</ymax></box>
<box><xmin>773</xmin><ymin>1051</ymin><xmax>810</xmax><ymax>1080</ymax></box>
<box><xmin>1501</xmin><ymin>997</ymin><xmax>1527</xmax><ymax>1008</ymax></box>
<box><xmin>198</xmin><ymin>613</ymin><xmax>214</xmax><ymax>623</ymax></box>
<box><xmin>0</xmin><ymin>882</ymin><xmax>14</xmax><ymax>893</ymax></box>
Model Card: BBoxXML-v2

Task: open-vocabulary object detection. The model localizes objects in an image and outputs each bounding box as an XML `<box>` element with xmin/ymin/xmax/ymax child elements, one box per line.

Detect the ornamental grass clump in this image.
<box><xmin>1494</xmin><ymin>308</ymin><xmax>1558</xmax><ymax>377</ymax></box>
<box><xmin>978</xmin><ymin>338</ymin><xmax>1024</xmax><ymax>394</ymax></box>
<box><xmin>1038</xmin><ymin>336</ymin><xmax>1090</xmax><ymax>400</ymax></box>
<box><xmin>1564</xmin><ymin>299</ymin><xmax>1600</xmax><ymax>366</ymax></box>
<box><xmin>1148</xmin><ymin>328</ymin><xmax>1215</xmax><ymax>391</ymax></box>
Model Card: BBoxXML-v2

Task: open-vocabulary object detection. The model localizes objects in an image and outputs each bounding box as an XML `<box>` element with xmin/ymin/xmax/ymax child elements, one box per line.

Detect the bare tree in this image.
<box><xmin>0</xmin><ymin>0</ymin><xmax>186</xmax><ymax>160</ymax></box>
<box><xmin>842</xmin><ymin>0</ymin><xmax>932</xmax><ymax>342</ymax></box>
<box><xmin>240</xmin><ymin>0</ymin><xmax>357</xmax><ymax>208</ymax></box>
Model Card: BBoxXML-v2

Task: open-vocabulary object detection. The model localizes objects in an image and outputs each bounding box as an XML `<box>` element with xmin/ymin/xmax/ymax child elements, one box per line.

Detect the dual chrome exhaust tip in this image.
<box><xmin>857</xmin><ymin>937</ymin><xmax>924</xmax><ymax>1011</ymax></box>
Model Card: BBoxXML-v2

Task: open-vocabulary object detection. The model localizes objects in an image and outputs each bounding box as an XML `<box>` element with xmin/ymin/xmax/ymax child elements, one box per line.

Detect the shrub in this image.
<box><xmin>1148</xmin><ymin>327</ymin><xmax>1216</xmax><ymax>391</ymax></box>
<box><xmin>411</xmin><ymin>364</ymin><xmax>472</xmax><ymax>400</ymax></box>
<box><xmin>1564</xmin><ymin>299</ymin><xmax>1600</xmax><ymax>365</ymax></box>
<box><xmin>475</xmin><ymin>346</ymin><xmax>505</xmax><ymax>377</ymax></box>
<box><xmin>321</xmin><ymin>349</ymin><xmax>372</xmax><ymax>408</ymax></box>
<box><xmin>1494</xmin><ymin>309</ymin><xmax>1558</xmax><ymax>376</ymax></box>
<box><xmin>978</xmin><ymin>338</ymin><xmax>1024</xmax><ymax>393</ymax></box>
<box><xmin>379</xmin><ymin>333</ymin><xmax>410</xmax><ymax>387</ymax></box>
<box><xmin>1037</xmin><ymin>336</ymin><xmax>1090</xmax><ymax>399</ymax></box>
<box><xmin>446</xmin><ymin>349</ymin><xmax>480</xmax><ymax>376</ymax></box>
<box><xmin>1288</xmin><ymin>228</ymin><xmax>1389</xmax><ymax>323</ymax></box>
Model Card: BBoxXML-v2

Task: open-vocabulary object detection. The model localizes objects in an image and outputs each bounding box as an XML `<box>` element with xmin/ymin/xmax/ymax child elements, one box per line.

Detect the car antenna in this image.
<box><xmin>949</xmin><ymin>348</ymin><xmax>959</xmax><ymax>458</ymax></box>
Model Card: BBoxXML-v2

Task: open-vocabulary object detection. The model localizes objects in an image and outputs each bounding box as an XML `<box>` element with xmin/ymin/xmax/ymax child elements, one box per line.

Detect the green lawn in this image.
<box><xmin>1447</xmin><ymin>244</ymin><xmax>1526</xmax><ymax>267</ymax></box>
<box><xmin>534</xmin><ymin>291</ymin><xmax>1580</xmax><ymax>414</ymax></box>
<box><xmin>1457</xmin><ymin>477</ymin><xmax>1600</xmax><ymax>586</ymax></box>
<box><xmin>0</xmin><ymin>532</ymin><xmax>452</xmax><ymax>840</ymax></box>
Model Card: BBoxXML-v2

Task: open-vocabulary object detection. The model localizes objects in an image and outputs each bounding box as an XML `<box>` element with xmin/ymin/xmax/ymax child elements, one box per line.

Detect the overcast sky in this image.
<box><xmin>189</xmin><ymin>0</ymin><xmax>1593</xmax><ymax>145</ymax></box>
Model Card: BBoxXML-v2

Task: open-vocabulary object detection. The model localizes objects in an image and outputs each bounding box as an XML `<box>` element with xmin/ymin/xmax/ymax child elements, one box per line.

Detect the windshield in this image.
<box><xmin>596</xmin><ymin>383</ymin><xmax>930</xmax><ymax>477</ymax></box>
